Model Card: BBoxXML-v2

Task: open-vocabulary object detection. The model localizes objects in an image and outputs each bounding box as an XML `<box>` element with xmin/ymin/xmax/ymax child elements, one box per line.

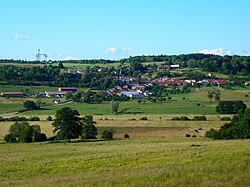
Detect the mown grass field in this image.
<box><xmin>0</xmin><ymin>138</ymin><xmax>249</xmax><ymax>187</ymax></box>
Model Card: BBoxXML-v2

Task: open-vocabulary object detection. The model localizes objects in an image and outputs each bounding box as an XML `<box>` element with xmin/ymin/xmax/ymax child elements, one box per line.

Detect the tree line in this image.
<box><xmin>1</xmin><ymin>53</ymin><xmax>250</xmax><ymax>75</ymax></box>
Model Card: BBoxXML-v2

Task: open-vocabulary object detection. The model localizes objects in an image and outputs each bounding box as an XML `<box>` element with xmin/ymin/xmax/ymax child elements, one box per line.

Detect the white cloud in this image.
<box><xmin>105</xmin><ymin>46</ymin><xmax>133</xmax><ymax>54</ymax></box>
<box><xmin>14</xmin><ymin>34</ymin><xmax>32</xmax><ymax>40</ymax></box>
<box><xmin>105</xmin><ymin>47</ymin><xmax>117</xmax><ymax>53</ymax></box>
<box><xmin>198</xmin><ymin>48</ymin><xmax>234</xmax><ymax>56</ymax></box>
<box><xmin>121</xmin><ymin>47</ymin><xmax>133</xmax><ymax>52</ymax></box>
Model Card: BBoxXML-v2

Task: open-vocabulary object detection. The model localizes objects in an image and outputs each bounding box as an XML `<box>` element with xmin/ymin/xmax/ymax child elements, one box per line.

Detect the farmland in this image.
<box><xmin>0</xmin><ymin>138</ymin><xmax>249</xmax><ymax>186</ymax></box>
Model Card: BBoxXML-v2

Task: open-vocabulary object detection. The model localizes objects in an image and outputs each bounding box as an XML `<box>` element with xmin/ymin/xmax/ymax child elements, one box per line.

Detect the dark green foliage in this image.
<box><xmin>34</xmin><ymin>133</ymin><xmax>47</xmax><ymax>142</ymax></box>
<box><xmin>185</xmin><ymin>134</ymin><xmax>191</xmax><ymax>137</ymax></box>
<box><xmin>171</xmin><ymin>117</ymin><xmax>180</xmax><ymax>121</ymax></box>
<box><xmin>101</xmin><ymin>129</ymin><xmax>114</xmax><ymax>140</ymax></box>
<box><xmin>4</xmin><ymin>133</ymin><xmax>17</xmax><ymax>143</ymax></box>
<box><xmin>47</xmin><ymin>116</ymin><xmax>53</xmax><ymax>121</ymax></box>
<box><xmin>192</xmin><ymin>116</ymin><xmax>207</xmax><ymax>121</ymax></box>
<box><xmin>4</xmin><ymin>122</ymin><xmax>46</xmax><ymax>143</ymax></box>
<box><xmin>52</xmin><ymin>107</ymin><xmax>83</xmax><ymax>142</ymax></box>
<box><xmin>216</xmin><ymin>100</ymin><xmax>247</xmax><ymax>114</ymax></box>
<box><xmin>28</xmin><ymin>116</ymin><xmax>40</xmax><ymax>121</ymax></box>
<box><xmin>180</xmin><ymin>116</ymin><xmax>191</xmax><ymax>121</ymax></box>
<box><xmin>81</xmin><ymin>115</ymin><xmax>98</xmax><ymax>139</ymax></box>
<box><xmin>111</xmin><ymin>100</ymin><xmax>119</xmax><ymax>114</ymax></box>
<box><xmin>139</xmin><ymin>117</ymin><xmax>148</xmax><ymax>120</ymax></box>
<box><xmin>221</xmin><ymin>117</ymin><xmax>232</xmax><ymax>121</ymax></box>
<box><xmin>205</xmin><ymin>108</ymin><xmax>250</xmax><ymax>139</ymax></box>
<box><xmin>124</xmin><ymin>134</ymin><xmax>130</xmax><ymax>138</ymax></box>
<box><xmin>23</xmin><ymin>100</ymin><xmax>39</xmax><ymax>110</ymax></box>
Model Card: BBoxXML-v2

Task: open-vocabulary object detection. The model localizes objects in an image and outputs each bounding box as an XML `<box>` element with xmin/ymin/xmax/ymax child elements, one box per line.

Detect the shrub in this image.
<box><xmin>185</xmin><ymin>134</ymin><xmax>191</xmax><ymax>137</ymax></box>
<box><xmin>171</xmin><ymin>117</ymin><xmax>180</xmax><ymax>121</ymax></box>
<box><xmin>0</xmin><ymin>117</ymin><xmax>5</xmax><ymax>122</ymax></box>
<box><xmin>139</xmin><ymin>117</ymin><xmax>148</xmax><ymax>120</ymax></box>
<box><xmin>180</xmin><ymin>116</ymin><xmax>191</xmax><ymax>121</ymax></box>
<box><xmin>8</xmin><ymin>116</ymin><xmax>27</xmax><ymax>121</ymax></box>
<box><xmin>192</xmin><ymin>134</ymin><xmax>197</xmax><ymax>137</ymax></box>
<box><xmin>129</xmin><ymin>118</ymin><xmax>136</xmax><ymax>121</ymax></box>
<box><xmin>101</xmin><ymin>129</ymin><xmax>114</xmax><ymax>140</ymax></box>
<box><xmin>34</xmin><ymin>133</ymin><xmax>47</xmax><ymax>142</ymax></box>
<box><xmin>220</xmin><ymin>117</ymin><xmax>231</xmax><ymax>121</ymax></box>
<box><xmin>47</xmin><ymin>116</ymin><xmax>53</xmax><ymax>121</ymax></box>
<box><xmin>28</xmin><ymin>116</ymin><xmax>40</xmax><ymax>121</ymax></box>
<box><xmin>192</xmin><ymin>116</ymin><xmax>207</xmax><ymax>121</ymax></box>
<box><xmin>124</xmin><ymin>134</ymin><xmax>130</xmax><ymax>138</ymax></box>
<box><xmin>4</xmin><ymin>133</ymin><xmax>17</xmax><ymax>143</ymax></box>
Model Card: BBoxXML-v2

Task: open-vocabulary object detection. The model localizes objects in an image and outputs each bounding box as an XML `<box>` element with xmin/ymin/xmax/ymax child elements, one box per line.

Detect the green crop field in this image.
<box><xmin>0</xmin><ymin>138</ymin><xmax>249</xmax><ymax>187</ymax></box>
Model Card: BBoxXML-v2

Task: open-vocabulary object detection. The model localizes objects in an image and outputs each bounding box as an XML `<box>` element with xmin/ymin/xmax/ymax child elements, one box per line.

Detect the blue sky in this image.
<box><xmin>1</xmin><ymin>0</ymin><xmax>250</xmax><ymax>60</ymax></box>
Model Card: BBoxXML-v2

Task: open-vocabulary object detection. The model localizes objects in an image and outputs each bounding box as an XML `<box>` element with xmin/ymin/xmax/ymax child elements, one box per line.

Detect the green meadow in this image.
<box><xmin>0</xmin><ymin>138</ymin><xmax>249</xmax><ymax>187</ymax></box>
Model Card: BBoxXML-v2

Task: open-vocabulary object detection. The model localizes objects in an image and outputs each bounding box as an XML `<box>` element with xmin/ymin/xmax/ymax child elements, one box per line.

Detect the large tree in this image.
<box><xmin>52</xmin><ymin>107</ymin><xmax>83</xmax><ymax>142</ymax></box>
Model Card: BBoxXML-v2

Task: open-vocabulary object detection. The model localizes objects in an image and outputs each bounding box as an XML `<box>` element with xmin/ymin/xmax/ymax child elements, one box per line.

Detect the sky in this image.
<box><xmin>1</xmin><ymin>0</ymin><xmax>250</xmax><ymax>60</ymax></box>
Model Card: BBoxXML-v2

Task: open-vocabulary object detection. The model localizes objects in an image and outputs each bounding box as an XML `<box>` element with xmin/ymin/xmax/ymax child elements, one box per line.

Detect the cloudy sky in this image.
<box><xmin>1</xmin><ymin>0</ymin><xmax>250</xmax><ymax>60</ymax></box>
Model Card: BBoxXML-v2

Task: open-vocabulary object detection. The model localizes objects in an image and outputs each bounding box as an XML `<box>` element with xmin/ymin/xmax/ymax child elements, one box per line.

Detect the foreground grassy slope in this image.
<box><xmin>0</xmin><ymin>138</ymin><xmax>249</xmax><ymax>187</ymax></box>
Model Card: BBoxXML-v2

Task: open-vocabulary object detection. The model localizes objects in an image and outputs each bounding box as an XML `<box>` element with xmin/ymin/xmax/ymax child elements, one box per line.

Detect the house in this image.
<box><xmin>244</xmin><ymin>82</ymin><xmax>250</xmax><ymax>86</ymax></box>
<box><xmin>0</xmin><ymin>92</ymin><xmax>26</xmax><ymax>97</ymax></box>
<box><xmin>170</xmin><ymin>64</ymin><xmax>180</xmax><ymax>69</ymax></box>
<box><xmin>58</xmin><ymin>87</ymin><xmax>77</xmax><ymax>93</ymax></box>
<box><xmin>98</xmin><ymin>67</ymin><xmax>109</xmax><ymax>72</ymax></box>
<box><xmin>216</xmin><ymin>80</ymin><xmax>228</xmax><ymax>87</ymax></box>
<box><xmin>45</xmin><ymin>91</ymin><xmax>68</xmax><ymax>98</ymax></box>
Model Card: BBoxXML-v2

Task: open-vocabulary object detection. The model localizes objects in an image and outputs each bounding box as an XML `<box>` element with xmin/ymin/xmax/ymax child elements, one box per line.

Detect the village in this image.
<box><xmin>1</xmin><ymin>64</ymin><xmax>249</xmax><ymax>101</ymax></box>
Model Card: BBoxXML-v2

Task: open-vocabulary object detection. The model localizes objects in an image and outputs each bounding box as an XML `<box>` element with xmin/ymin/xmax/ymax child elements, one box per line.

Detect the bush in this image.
<box><xmin>180</xmin><ymin>116</ymin><xmax>191</xmax><ymax>121</ymax></box>
<box><xmin>101</xmin><ymin>129</ymin><xmax>114</xmax><ymax>140</ymax></box>
<box><xmin>171</xmin><ymin>117</ymin><xmax>180</xmax><ymax>121</ymax></box>
<box><xmin>220</xmin><ymin>117</ymin><xmax>231</xmax><ymax>121</ymax></box>
<box><xmin>4</xmin><ymin>133</ymin><xmax>17</xmax><ymax>143</ymax></box>
<box><xmin>139</xmin><ymin>117</ymin><xmax>148</xmax><ymax>120</ymax></box>
<box><xmin>28</xmin><ymin>116</ymin><xmax>40</xmax><ymax>121</ymax></box>
<box><xmin>185</xmin><ymin>134</ymin><xmax>191</xmax><ymax>137</ymax></box>
<box><xmin>8</xmin><ymin>116</ymin><xmax>27</xmax><ymax>121</ymax></box>
<box><xmin>205</xmin><ymin>108</ymin><xmax>250</xmax><ymax>140</ymax></box>
<box><xmin>129</xmin><ymin>118</ymin><xmax>136</xmax><ymax>120</ymax></box>
<box><xmin>0</xmin><ymin>117</ymin><xmax>6</xmax><ymax>122</ymax></box>
<box><xmin>192</xmin><ymin>116</ymin><xmax>207</xmax><ymax>121</ymax></box>
<box><xmin>47</xmin><ymin>116</ymin><xmax>53</xmax><ymax>121</ymax></box>
<box><xmin>124</xmin><ymin>134</ymin><xmax>130</xmax><ymax>138</ymax></box>
<box><xmin>34</xmin><ymin>133</ymin><xmax>47</xmax><ymax>142</ymax></box>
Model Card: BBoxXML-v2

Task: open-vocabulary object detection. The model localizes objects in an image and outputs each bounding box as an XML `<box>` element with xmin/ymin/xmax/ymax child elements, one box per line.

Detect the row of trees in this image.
<box><xmin>2</xmin><ymin>53</ymin><xmax>250</xmax><ymax>75</ymax></box>
<box><xmin>4</xmin><ymin>107</ymin><xmax>114</xmax><ymax>143</ymax></box>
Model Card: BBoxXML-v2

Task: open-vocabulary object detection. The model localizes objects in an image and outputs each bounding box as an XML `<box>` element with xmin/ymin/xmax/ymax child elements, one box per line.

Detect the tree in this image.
<box><xmin>4</xmin><ymin>122</ymin><xmax>46</xmax><ymax>143</ymax></box>
<box><xmin>58</xmin><ymin>61</ymin><xmax>65</xmax><ymax>69</ymax></box>
<box><xmin>216</xmin><ymin>100</ymin><xmax>247</xmax><ymax>114</ymax></box>
<box><xmin>207</xmin><ymin>90</ymin><xmax>214</xmax><ymax>102</ymax></box>
<box><xmin>23</xmin><ymin>100</ymin><xmax>39</xmax><ymax>110</ymax></box>
<box><xmin>52</xmin><ymin>107</ymin><xmax>83</xmax><ymax>142</ymax></box>
<box><xmin>101</xmin><ymin>129</ymin><xmax>114</xmax><ymax>140</ymax></box>
<box><xmin>205</xmin><ymin>108</ymin><xmax>250</xmax><ymax>139</ymax></box>
<box><xmin>111</xmin><ymin>100</ymin><xmax>119</xmax><ymax>114</ymax></box>
<box><xmin>65</xmin><ymin>92</ymin><xmax>73</xmax><ymax>100</ymax></box>
<box><xmin>81</xmin><ymin>115</ymin><xmax>98</xmax><ymax>139</ymax></box>
<box><xmin>214</xmin><ymin>90</ymin><xmax>221</xmax><ymax>101</ymax></box>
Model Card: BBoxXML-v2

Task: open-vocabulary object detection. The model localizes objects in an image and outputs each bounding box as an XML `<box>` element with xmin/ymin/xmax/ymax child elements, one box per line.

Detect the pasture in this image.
<box><xmin>0</xmin><ymin>138</ymin><xmax>249</xmax><ymax>186</ymax></box>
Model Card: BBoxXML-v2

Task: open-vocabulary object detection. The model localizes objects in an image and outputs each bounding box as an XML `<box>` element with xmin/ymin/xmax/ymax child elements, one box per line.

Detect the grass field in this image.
<box><xmin>0</xmin><ymin>138</ymin><xmax>249</xmax><ymax>187</ymax></box>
